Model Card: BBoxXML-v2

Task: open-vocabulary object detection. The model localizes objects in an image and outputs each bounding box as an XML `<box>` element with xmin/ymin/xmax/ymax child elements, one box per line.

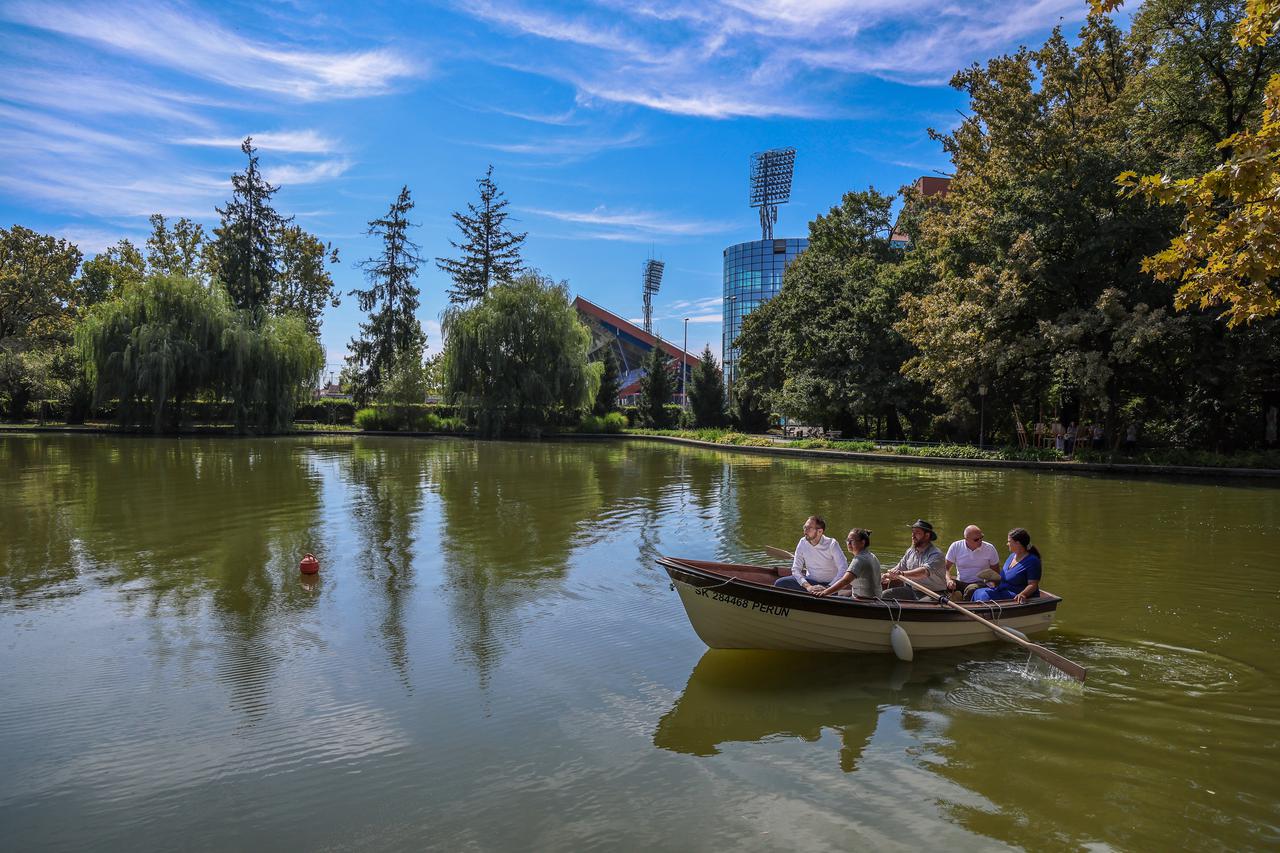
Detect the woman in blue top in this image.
<box><xmin>972</xmin><ymin>528</ymin><xmax>1041</xmax><ymax>604</ymax></box>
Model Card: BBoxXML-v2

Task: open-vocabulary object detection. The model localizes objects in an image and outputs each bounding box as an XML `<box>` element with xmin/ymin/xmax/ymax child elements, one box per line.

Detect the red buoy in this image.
<box><xmin>300</xmin><ymin>553</ymin><xmax>320</xmax><ymax>575</ymax></box>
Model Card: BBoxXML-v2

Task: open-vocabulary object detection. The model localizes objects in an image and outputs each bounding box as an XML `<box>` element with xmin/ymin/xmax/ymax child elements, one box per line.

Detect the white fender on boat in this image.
<box><xmin>890</xmin><ymin>624</ymin><xmax>914</xmax><ymax>662</ymax></box>
<box><xmin>997</xmin><ymin>626</ymin><xmax>1028</xmax><ymax>643</ymax></box>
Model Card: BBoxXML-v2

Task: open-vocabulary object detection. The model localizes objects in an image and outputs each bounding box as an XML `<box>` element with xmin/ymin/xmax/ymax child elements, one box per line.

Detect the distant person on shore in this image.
<box><xmin>1092</xmin><ymin>423</ymin><xmax>1105</xmax><ymax>451</ymax></box>
<box><xmin>945</xmin><ymin>525</ymin><xmax>1001</xmax><ymax>600</ymax></box>
<box><xmin>1065</xmin><ymin>422</ymin><xmax>1078</xmax><ymax>456</ymax></box>
<box><xmin>1053</xmin><ymin>420</ymin><xmax>1065</xmax><ymax>452</ymax></box>
<box><xmin>972</xmin><ymin>528</ymin><xmax>1042</xmax><ymax>603</ymax></box>
<box><xmin>882</xmin><ymin>520</ymin><xmax>947</xmax><ymax>601</ymax></box>
<box><xmin>815</xmin><ymin>528</ymin><xmax>881</xmax><ymax>599</ymax></box>
<box><xmin>1124</xmin><ymin>423</ymin><xmax>1138</xmax><ymax>453</ymax></box>
<box><xmin>775</xmin><ymin>515</ymin><xmax>847</xmax><ymax>593</ymax></box>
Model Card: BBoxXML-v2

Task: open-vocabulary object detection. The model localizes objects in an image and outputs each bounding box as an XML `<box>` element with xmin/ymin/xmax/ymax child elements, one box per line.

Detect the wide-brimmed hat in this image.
<box><xmin>909</xmin><ymin>519</ymin><xmax>938</xmax><ymax>541</ymax></box>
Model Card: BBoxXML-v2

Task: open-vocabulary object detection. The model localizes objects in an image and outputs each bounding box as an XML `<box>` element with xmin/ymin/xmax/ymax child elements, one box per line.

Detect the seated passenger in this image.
<box><xmin>945</xmin><ymin>525</ymin><xmax>1001</xmax><ymax>600</ymax></box>
<box><xmin>882</xmin><ymin>520</ymin><xmax>947</xmax><ymax>601</ymax></box>
<box><xmin>815</xmin><ymin>528</ymin><xmax>881</xmax><ymax>599</ymax></box>
<box><xmin>775</xmin><ymin>515</ymin><xmax>847</xmax><ymax>593</ymax></box>
<box><xmin>972</xmin><ymin>528</ymin><xmax>1042</xmax><ymax>603</ymax></box>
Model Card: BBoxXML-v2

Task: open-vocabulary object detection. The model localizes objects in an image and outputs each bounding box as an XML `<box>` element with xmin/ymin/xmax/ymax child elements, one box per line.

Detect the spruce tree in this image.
<box><xmin>211</xmin><ymin>137</ymin><xmax>291</xmax><ymax>314</ymax></box>
<box><xmin>345</xmin><ymin>186</ymin><xmax>426</xmax><ymax>405</ymax></box>
<box><xmin>637</xmin><ymin>341</ymin><xmax>674</xmax><ymax>428</ymax></box>
<box><xmin>592</xmin><ymin>346</ymin><xmax>621</xmax><ymax>415</ymax></box>
<box><xmin>688</xmin><ymin>345</ymin><xmax>727</xmax><ymax>427</ymax></box>
<box><xmin>436</xmin><ymin>165</ymin><xmax>527</xmax><ymax>303</ymax></box>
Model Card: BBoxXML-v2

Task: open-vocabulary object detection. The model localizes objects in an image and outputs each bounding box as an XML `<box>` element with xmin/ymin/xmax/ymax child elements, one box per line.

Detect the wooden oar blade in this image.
<box><xmin>1029</xmin><ymin>644</ymin><xmax>1088</xmax><ymax>683</ymax></box>
<box><xmin>763</xmin><ymin>545</ymin><xmax>794</xmax><ymax>561</ymax></box>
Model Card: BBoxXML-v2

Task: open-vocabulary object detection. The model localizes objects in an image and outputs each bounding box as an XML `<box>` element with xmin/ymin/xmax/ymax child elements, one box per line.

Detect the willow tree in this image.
<box><xmin>76</xmin><ymin>274</ymin><xmax>230</xmax><ymax>431</ymax></box>
<box><xmin>221</xmin><ymin>311</ymin><xmax>324</xmax><ymax>432</ymax></box>
<box><xmin>77</xmin><ymin>275</ymin><xmax>321</xmax><ymax>433</ymax></box>
<box><xmin>442</xmin><ymin>272</ymin><xmax>599</xmax><ymax>437</ymax></box>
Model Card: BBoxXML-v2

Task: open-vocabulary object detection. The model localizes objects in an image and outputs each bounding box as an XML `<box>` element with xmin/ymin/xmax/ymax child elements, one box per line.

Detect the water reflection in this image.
<box><xmin>433</xmin><ymin>441</ymin><xmax>602</xmax><ymax>684</ymax></box>
<box><xmin>0</xmin><ymin>435</ymin><xmax>328</xmax><ymax>721</ymax></box>
<box><xmin>341</xmin><ymin>441</ymin><xmax>430</xmax><ymax>685</ymax></box>
<box><xmin>655</xmin><ymin>650</ymin><xmax>964</xmax><ymax>767</ymax></box>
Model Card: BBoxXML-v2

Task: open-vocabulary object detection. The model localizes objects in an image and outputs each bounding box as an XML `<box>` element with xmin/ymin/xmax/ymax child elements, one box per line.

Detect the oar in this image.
<box><xmin>763</xmin><ymin>545</ymin><xmax>795</xmax><ymax>562</ymax></box>
<box><xmin>895</xmin><ymin>575</ymin><xmax>1087</xmax><ymax>683</ymax></box>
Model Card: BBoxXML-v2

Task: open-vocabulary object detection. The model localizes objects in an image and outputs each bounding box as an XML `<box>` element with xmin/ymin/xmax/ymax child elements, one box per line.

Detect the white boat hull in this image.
<box><xmin>666</xmin><ymin>561</ymin><xmax>1057</xmax><ymax>653</ymax></box>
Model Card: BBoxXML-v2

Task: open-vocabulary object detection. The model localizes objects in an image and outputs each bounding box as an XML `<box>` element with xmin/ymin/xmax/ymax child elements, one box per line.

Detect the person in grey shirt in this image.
<box><xmin>882</xmin><ymin>519</ymin><xmax>947</xmax><ymax>601</ymax></box>
<box><xmin>815</xmin><ymin>528</ymin><xmax>881</xmax><ymax>599</ymax></box>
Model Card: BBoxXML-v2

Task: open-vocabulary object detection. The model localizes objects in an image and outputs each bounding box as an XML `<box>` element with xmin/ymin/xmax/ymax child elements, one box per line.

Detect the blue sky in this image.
<box><xmin>0</xmin><ymin>0</ymin><xmax>1097</xmax><ymax>377</ymax></box>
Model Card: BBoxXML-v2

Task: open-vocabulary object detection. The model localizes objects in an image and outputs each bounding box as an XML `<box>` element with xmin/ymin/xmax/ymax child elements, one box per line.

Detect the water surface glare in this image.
<box><xmin>2</xmin><ymin>434</ymin><xmax>1278</xmax><ymax>850</ymax></box>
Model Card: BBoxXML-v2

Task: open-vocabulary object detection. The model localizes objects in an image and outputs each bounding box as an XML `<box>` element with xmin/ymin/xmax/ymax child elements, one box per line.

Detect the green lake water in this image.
<box><xmin>2</xmin><ymin>434</ymin><xmax>1277</xmax><ymax>851</ymax></box>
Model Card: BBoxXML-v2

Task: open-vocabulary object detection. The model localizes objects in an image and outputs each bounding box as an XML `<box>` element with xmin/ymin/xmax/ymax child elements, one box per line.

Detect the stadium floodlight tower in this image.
<box><xmin>749</xmin><ymin>147</ymin><xmax>796</xmax><ymax>240</ymax></box>
<box><xmin>642</xmin><ymin>258</ymin><xmax>665</xmax><ymax>333</ymax></box>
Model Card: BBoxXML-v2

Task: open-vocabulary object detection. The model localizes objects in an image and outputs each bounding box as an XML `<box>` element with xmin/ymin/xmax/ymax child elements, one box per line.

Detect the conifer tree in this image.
<box><xmin>436</xmin><ymin>165</ymin><xmax>527</xmax><ymax>303</ymax></box>
<box><xmin>637</xmin><ymin>341</ymin><xmax>675</xmax><ymax>427</ymax></box>
<box><xmin>346</xmin><ymin>186</ymin><xmax>426</xmax><ymax>405</ymax></box>
<box><xmin>688</xmin><ymin>345</ymin><xmax>727</xmax><ymax>427</ymax></box>
<box><xmin>592</xmin><ymin>346</ymin><xmax>621</xmax><ymax>415</ymax></box>
<box><xmin>211</xmin><ymin>137</ymin><xmax>291</xmax><ymax>314</ymax></box>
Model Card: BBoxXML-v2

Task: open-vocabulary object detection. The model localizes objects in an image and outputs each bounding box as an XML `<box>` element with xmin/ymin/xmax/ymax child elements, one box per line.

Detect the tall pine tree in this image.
<box><xmin>346</xmin><ymin>186</ymin><xmax>426</xmax><ymax>405</ymax></box>
<box><xmin>211</xmin><ymin>137</ymin><xmax>291</xmax><ymax>314</ymax></box>
<box><xmin>436</xmin><ymin>165</ymin><xmax>526</xmax><ymax>303</ymax></box>
<box><xmin>688</xmin><ymin>345</ymin><xmax>727</xmax><ymax>427</ymax></box>
<box><xmin>637</xmin><ymin>341</ymin><xmax>675</xmax><ymax>428</ymax></box>
<box><xmin>592</xmin><ymin>346</ymin><xmax>621</xmax><ymax>415</ymax></box>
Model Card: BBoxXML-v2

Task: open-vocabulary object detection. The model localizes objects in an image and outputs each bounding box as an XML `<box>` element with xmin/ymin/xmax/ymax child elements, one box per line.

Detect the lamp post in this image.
<box><xmin>682</xmin><ymin>318</ymin><xmax>689</xmax><ymax>410</ymax></box>
<box><xmin>978</xmin><ymin>384</ymin><xmax>988</xmax><ymax>448</ymax></box>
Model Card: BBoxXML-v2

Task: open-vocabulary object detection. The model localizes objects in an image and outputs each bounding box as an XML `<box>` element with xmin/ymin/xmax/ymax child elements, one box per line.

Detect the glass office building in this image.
<box><xmin>722</xmin><ymin>237</ymin><xmax>808</xmax><ymax>390</ymax></box>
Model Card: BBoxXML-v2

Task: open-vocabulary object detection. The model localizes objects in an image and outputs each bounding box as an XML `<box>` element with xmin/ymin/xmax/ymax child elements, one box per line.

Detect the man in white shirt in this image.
<box><xmin>774</xmin><ymin>515</ymin><xmax>848</xmax><ymax>593</ymax></box>
<box><xmin>945</xmin><ymin>525</ymin><xmax>1001</xmax><ymax>600</ymax></box>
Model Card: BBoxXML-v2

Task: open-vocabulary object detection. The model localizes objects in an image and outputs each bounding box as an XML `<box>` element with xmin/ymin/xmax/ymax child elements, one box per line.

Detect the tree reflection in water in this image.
<box><xmin>433</xmin><ymin>441</ymin><xmax>603</xmax><ymax>687</ymax></box>
<box><xmin>341</xmin><ymin>440</ymin><xmax>431</xmax><ymax>686</ymax></box>
<box><xmin>0</xmin><ymin>435</ymin><xmax>327</xmax><ymax>721</ymax></box>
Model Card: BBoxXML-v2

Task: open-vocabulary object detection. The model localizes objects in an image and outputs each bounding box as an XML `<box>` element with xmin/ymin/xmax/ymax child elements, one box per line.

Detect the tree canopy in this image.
<box><xmin>346</xmin><ymin>186</ymin><xmax>426</xmax><ymax>405</ymax></box>
<box><xmin>442</xmin><ymin>271</ymin><xmax>598</xmax><ymax>437</ymax></box>
<box><xmin>436</xmin><ymin>166</ymin><xmax>527</xmax><ymax>304</ymax></box>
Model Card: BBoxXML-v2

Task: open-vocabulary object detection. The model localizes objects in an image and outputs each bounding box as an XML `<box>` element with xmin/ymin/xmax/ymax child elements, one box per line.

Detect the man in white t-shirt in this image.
<box><xmin>774</xmin><ymin>515</ymin><xmax>848</xmax><ymax>592</ymax></box>
<box><xmin>945</xmin><ymin>525</ymin><xmax>1001</xmax><ymax>600</ymax></box>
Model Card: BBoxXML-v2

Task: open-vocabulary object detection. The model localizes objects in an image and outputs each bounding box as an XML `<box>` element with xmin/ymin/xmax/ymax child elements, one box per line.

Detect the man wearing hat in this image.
<box><xmin>882</xmin><ymin>520</ymin><xmax>947</xmax><ymax>601</ymax></box>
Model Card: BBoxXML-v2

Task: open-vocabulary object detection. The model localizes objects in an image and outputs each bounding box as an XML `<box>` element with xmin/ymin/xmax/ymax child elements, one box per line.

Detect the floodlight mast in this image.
<box><xmin>642</xmin><ymin>258</ymin><xmax>665</xmax><ymax>333</ymax></box>
<box><xmin>749</xmin><ymin>147</ymin><xmax>796</xmax><ymax>240</ymax></box>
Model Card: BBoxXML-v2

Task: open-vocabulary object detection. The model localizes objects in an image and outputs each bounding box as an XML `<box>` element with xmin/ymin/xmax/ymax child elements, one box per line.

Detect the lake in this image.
<box><xmin>2</xmin><ymin>434</ymin><xmax>1277</xmax><ymax>850</ymax></box>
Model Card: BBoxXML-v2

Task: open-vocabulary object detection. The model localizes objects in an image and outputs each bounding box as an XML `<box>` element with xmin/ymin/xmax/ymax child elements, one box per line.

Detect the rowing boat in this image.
<box><xmin>657</xmin><ymin>556</ymin><xmax>1062</xmax><ymax>653</ymax></box>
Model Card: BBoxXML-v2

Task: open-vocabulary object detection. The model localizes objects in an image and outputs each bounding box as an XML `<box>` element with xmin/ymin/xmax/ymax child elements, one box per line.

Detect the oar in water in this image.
<box><xmin>895</xmin><ymin>575</ymin><xmax>1087</xmax><ymax>683</ymax></box>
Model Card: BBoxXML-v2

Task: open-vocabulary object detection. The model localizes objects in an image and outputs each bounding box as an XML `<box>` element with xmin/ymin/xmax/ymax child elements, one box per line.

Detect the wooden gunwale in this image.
<box><xmin>658</xmin><ymin>556</ymin><xmax>1061</xmax><ymax>623</ymax></box>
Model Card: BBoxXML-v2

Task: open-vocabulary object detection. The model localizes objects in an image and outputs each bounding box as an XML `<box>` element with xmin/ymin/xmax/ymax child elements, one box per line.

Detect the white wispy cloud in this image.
<box><xmin>177</xmin><ymin>129</ymin><xmax>340</xmax><ymax>154</ymax></box>
<box><xmin>524</xmin><ymin>205</ymin><xmax>736</xmax><ymax>240</ymax></box>
<box><xmin>454</xmin><ymin>0</ymin><xmax>1087</xmax><ymax>118</ymax></box>
<box><xmin>263</xmin><ymin>158</ymin><xmax>353</xmax><ymax>185</ymax></box>
<box><xmin>4</xmin><ymin>1</ymin><xmax>420</xmax><ymax>100</ymax></box>
<box><xmin>473</xmin><ymin>130</ymin><xmax>647</xmax><ymax>159</ymax></box>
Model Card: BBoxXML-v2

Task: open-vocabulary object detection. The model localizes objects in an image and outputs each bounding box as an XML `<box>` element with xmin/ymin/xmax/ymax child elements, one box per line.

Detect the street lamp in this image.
<box><xmin>682</xmin><ymin>318</ymin><xmax>690</xmax><ymax>410</ymax></box>
<box><xmin>978</xmin><ymin>384</ymin><xmax>988</xmax><ymax>448</ymax></box>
